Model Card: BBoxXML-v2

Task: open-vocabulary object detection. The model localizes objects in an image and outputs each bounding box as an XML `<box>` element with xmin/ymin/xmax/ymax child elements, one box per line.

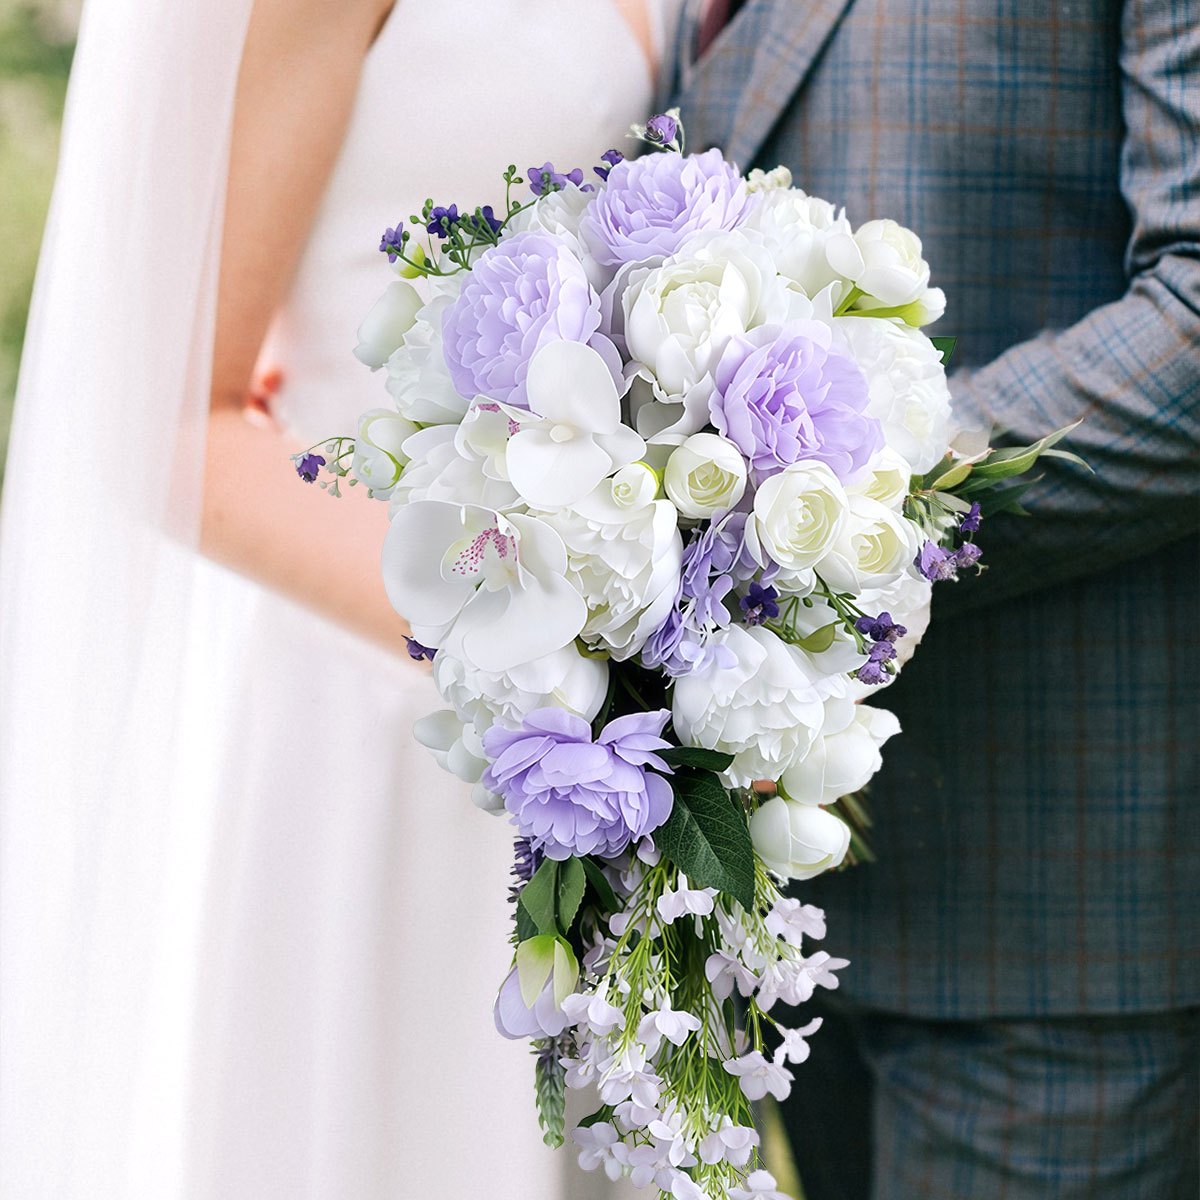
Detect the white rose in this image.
<box><xmin>672</xmin><ymin>625</ymin><xmax>827</xmax><ymax>787</ymax></box>
<box><xmin>385</xmin><ymin>277</ymin><xmax>470</xmax><ymax>424</ymax></box>
<box><xmin>827</xmin><ymin>218</ymin><xmax>933</xmax><ymax>308</ymax></box>
<box><xmin>350</xmin><ymin>408</ymin><xmax>418</xmax><ymax>499</ymax></box>
<box><xmin>851</xmin><ymin>446</ymin><xmax>912</xmax><ymax>511</ymax></box>
<box><xmin>779</xmin><ymin>698</ymin><xmax>901</xmax><ymax>806</ymax></box>
<box><xmin>817</xmin><ymin>493</ymin><xmax>919</xmax><ymax>593</ymax></box>
<box><xmin>353</xmin><ymin>280</ymin><xmax>422</xmax><ymax>369</ymax></box>
<box><xmin>621</xmin><ymin>231</ymin><xmax>798</xmax><ymax>439</ymax></box>
<box><xmin>741</xmin><ymin>188</ymin><xmax>855</xmax><ymax>301</ymax></box>
<box><xmin>664</xmin><ymin>433</ymin><xmax>747</xmax><ymax>520</ymax></box>
<box><xmin>752</xmin><ymin>461</ymin><xmax>849</xmax><ymax>586</ymax></box>
<box><xmin>750</xmin><ymin>797</ymin><xmax>851</xmax><ymax>881</ymax></box>
<box><xmin>609</xmin><ymin>462</ymin><xmax>660</xmax><ymax>510</ymax></box>
<box><xmin>538</xmin><ymin>483</ymin><xmax>682</xmax><ymax>660</ymax></box>
<box><xmin>835</xmin><ymin>317</ymin><xmax>952</xmax><ymax>474</ymax></box>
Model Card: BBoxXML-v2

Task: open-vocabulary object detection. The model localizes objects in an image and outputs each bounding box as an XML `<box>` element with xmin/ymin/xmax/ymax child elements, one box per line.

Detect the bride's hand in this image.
<box><xmin>200</xmin><ymin>0</ymin><xmax>411</xmax><ymax>655</ymax></box>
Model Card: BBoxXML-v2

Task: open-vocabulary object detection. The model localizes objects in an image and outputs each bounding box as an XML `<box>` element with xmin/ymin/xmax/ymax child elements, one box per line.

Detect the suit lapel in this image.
<box><xmin>676</xmin><ymin>0</ymin><xmax>857</xmax><ymax>167</ymax></box>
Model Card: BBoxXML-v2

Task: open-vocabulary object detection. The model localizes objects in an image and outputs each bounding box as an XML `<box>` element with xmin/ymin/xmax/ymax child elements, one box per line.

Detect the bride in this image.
<box><xmin>0</xmin><ymin>0</ymin><xmax>676</xmax><ymax>1195</ymax></box>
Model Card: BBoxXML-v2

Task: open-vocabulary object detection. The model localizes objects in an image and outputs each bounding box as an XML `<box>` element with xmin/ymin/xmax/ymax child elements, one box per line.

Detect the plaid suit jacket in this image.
<box><xmin>672</xmin><ymin>0</ymin><xmax>1200</xmax><ymax>1018</ymax></box>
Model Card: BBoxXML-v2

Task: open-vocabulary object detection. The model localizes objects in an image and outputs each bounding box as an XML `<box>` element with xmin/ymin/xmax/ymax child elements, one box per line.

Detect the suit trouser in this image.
<box><xmin>779</xmin><ymin>993</ymin><xmax>1200</xmax><ymax>1200</ymax></box>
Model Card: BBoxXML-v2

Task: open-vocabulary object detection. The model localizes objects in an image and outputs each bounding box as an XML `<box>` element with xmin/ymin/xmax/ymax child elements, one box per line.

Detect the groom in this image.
<box><xmin>671</xmin><ymin>1</ymin><xmax>1199</xmax><ymax>1197</ymax></box>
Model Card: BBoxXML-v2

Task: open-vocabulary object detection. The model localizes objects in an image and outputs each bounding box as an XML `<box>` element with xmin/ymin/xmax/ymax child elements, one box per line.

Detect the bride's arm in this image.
<box><xmin>200</xmin><ymin>0</ymin><xmax>410</xmax><ymax>653</ymax></box>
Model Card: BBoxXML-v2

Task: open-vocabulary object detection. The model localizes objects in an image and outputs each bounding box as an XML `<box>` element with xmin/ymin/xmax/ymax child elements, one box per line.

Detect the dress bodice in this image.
<box><xmin>268</xmin><ymin>0</ymin><xmax>665</xmax><ymax>443</ymax></box>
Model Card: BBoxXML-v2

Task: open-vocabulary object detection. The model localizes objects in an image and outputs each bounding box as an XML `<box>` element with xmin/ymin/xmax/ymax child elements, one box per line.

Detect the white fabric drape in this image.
<box><xmin>0</xmin><ymin>1</ymin><xmax>253</xmax><ymax>1192</ymax></box>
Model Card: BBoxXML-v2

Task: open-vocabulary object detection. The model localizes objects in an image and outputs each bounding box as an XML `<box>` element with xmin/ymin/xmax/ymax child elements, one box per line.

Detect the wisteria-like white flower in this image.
<box><xmin>803</xmin><ymin>950</ymin><xmax>850</xmax><ymax>991</ymax></box>
<box><xmin>730</xmin><ymin>1170</ymin><xmax>789</xmax><ymax>1200</ymax></box>
<box><xmin>765</xmin><ymin>897</ymin><xmax>827</xmax><ymax>946</ymax></box>
<box><xmin>722</xmin><ymin>1050</ymin><xmax>794</xmax><ymax>1102</ymax></box>
<box><xmin>774</xmin><ymin>1017</ymin><xmax>824</xmax><ymax>1066</ymax></box>
<box><xmin>573</xmin><ymin>1121</ymin><xmax>624</xmax><ymax>1180</ymax></box>
<box><xmin>561</xmin><ymin>983</ymin><xmax>626</xmax><ymax>1036</ymax></box>
<box><xmin>503</xmin><ymin>341</ymin><xmax>645</xmax><ymax>508</ymax></box>
<box><xmin>656</xmin><ymin>877</ymin><xmax>719</xmax><ymax>924</ymax></box>
<box><xmin>704</xmin><ymin>950</ymin><xmax>758</xmax><ymax>1002</ymax></box>
<box><xmin>637</xmin><ymin>1001</ymin><xmax>703</xmax><ymax>1054</ymax></box>
<box><xmin>698</xmin><ymin>1117</ymin><xmax>760</xmax><ymax>1167</ymax></box>
<box><xmin>382</xmin><ymin>501</ymin><xmax>586</xmax><ymax>671</ymax></box>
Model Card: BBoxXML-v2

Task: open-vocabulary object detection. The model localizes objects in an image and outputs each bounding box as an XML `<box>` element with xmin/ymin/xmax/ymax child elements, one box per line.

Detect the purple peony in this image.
<box><xmin>710</xmin><ymin>323</ymin><xmax>882</xmax><ymax>486</ymax></box>
<box><xmin>482</xmin><ymin>707</ymin><xmax>674</xmax><ymax>860</ymax></box>
<box><xmin>441</xmin><ymin>230</ymin><xmax>607</xmax><ymax>407</ymax></box>
<box><xmin>581</xmin><ymin>148</ymin><xmax>753</xmax><ymax>267</ymax></box>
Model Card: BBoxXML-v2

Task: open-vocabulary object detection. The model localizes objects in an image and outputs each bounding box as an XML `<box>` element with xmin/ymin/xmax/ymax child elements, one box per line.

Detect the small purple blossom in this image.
<box><xmin>740</xmin><ymin>582</ymin><xmax>780</xmax><ymax>626</ymax></box>
<box><xmin>854</xmin><ymin>611</ymin><xmax>907</xmax><ymax>643</ymax></box>
<box><xmin>378</xmin><ymin>225</ymin><xmax>406</xmax><ymax>262</ymax></box>
<box><xmin>528</xmin><ymin>162</ymin><xmax>585</xmax><ymax>197</ymax></box>
<box><xmin>594</xmin><ymin>148</ymin><xmax>624</xmax><ymax>181</ymax></box>
<box><xmin>295</xmin><ymin>453</ymin><xmax>325</xmax><ymax>483</ymax></box>
<box><xmin>856</xmin><ymin>658</ymin><xmax>889</xmax><ymax>686</ymax></box>
<box><xmin>645</xmin><ymin>113</ymin><xmax>680</xmax><ymax>145</ymax></box>
<box><xmin>580</xmin><ymin>148</ymin><xmax>753</xmax><ymax>267</ymax></box>
<box><xmin>404</xmin><ymin>635</ymin><xmax>437</xmax><ymax>662</ymax></box>
<box><xmin>960</xmin><ymin>502</ymin><xmax>983</xmax><ymax>534</ymax></box>
<box><xmin>482</xmin><ymin>708</ymin><xmax>675</xmax><ymax>860</ymax></box>
<box><xmin>711</xmin><ymin>323</ymin><xmax>882</xmax><ymax>485</ymax></box>
<box><xmin>867</xmin><ymin>640</ymin><xmax>897</xmax><ymax>664</ymax></box>
<box><xmin>478</xmin><ymin>204</ymin><xmax>503</xmax><ymax>235</ymax></box>
<box><xmin>954</xmin><ymin>541</ymin><xmax>984</xmax><ymax>571</ymax></box>
<box><xmin>426</xmin><ymin>204</ymin><xmax>460</xmax><ymax>238</ymax></box>
<box><xmin>918</xmin><ymin>540</ymin><xmax>959</xmax><ymax>582</ymax></box>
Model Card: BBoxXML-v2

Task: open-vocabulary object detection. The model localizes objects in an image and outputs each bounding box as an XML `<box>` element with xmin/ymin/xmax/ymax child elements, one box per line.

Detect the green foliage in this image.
<box><xmin>930</xmin><ymin>335</ymin><xmax>957</xmax><ymax>365</ymax></box>
<box><xmin>655</xmin><ymin>768</ymin><xmax>755</xmax><ymax>910</ymax></box>
<box><xmin>533</xmin><ymin>1044</ymin><xmax>567</xmax><ymax>1148</ymax></box>
<box><xmin>659</xmin><ymin>746</ymin><xmax>735</xmax><ymax>772</ymax></box>
<box><xmin>516</xmin><ymin>855</ymin><xmax>592</xmax><ymax>941</ymax></box>
<box><xmin>580</xmin><ymin>856</ymin><xmax>620</xmax><ymax>913</ymax></box>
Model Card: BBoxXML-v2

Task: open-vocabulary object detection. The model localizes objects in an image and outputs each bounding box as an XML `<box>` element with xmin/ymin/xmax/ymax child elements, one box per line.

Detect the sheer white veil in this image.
<box><xmin>0</xmin><ymin>0</ymin><xmax>253</xmax><ymax>1190</ymax></box>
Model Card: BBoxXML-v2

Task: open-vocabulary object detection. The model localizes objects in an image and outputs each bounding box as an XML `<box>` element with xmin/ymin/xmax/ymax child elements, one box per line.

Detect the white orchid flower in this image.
<box><xmin>503</xmin><ymin>340</ymin><xmax>645</xmax><ymax>508</ymax></box>
<box><xmin>382</xmin><ymin>500</ymin><xmax>586</xmax><ymax>672</ymax></box>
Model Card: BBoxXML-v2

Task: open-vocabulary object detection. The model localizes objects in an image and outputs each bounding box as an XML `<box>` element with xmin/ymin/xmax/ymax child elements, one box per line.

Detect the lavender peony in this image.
<box><xmin>482</xmin><ymin>707</ymin><xmax>674</xmax><ymax>860</ymax></box>
<box><xmin>710</xmin><ymin>322</ymin><xmax>882</xmax><ymax>485</ymax></box>
<box><xmin>582</xmin><ymin>148</ymin><xmax>754</xmax><ymax>267</ymax></box>
<box><xmin>441</xmin><ymin>230</ymin><xmax>611</xmax><ymax>408</ymax></box>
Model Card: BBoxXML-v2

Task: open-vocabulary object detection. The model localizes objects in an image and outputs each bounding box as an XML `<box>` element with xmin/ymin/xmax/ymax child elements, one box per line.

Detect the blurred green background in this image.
<box><xmin>0</xmin><ymin>0</ymin><xmax>78</xmax><ymax>485</ymax></box>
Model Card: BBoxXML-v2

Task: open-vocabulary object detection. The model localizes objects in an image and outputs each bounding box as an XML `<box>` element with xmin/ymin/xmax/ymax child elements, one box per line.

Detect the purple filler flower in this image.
<box><xmin>295</xmin><ymin>453</ymin><xmax>325</xmax><ymax>483</ymax></box>
<box><xmin>711</xmin><ymin>323</ymin><xmax>882</xmax><ymax>485</ymax></box>
<box><xmin>960</xmin><ymin>502</ymin><xmax>983</xmax><ymax>534</ymax></box>
<box><xmin>954</xmin><ymin>541</ymin><xmax>983</xmax><ymax>571</ymax></box>
<box><xmin>594</xmin><ymin>148</ymin><xmax>624</xmax><ymax>181</ymax></box>
<box><xmin>441</xmin><ymin>230</ymin><xmax>606</xmax><ymax>407</ymax></box>
<box><xmin>581</xmin><ymin>148</ymin><xmax>753</xmax><ymax>267</ymax></box>
<box><xmin>645</xmin><ymin>112</ymin><xmax>680</xmax><ymax>145</ymax></box>
<box><xmin>528</xmin><ymin>162</ymin><xmax>585</xmax><ymax>197</ymax></box>
<box><xmin>740</xmin><ymin>581</ymin><xmax>780</xmax><ymax>626</ymax></box>
<box><xmin>427</xmin><ymin>204</ymin><xmax>459</xmax><ymax>238</ymax></box>
<box><xmin>404</xmin><ymin>635</ymin><xmax>437</xmax><ymax>662</ymax></box>
<box><xmin>483</xmin><ymin>708</ymin><xmax>674</xmax><ymax>861</ymax></box>
<box><xmin>918</xmin><ymin>540</ymin><xmax>958</xmax><ymax>582</ymax></box>
<box><xmin>378</xmin><ymin>224</ymin><xmax>406</xmax><ymax>262</ymax></box>
<box><xmin>854</xmin><ymin>611</ymin><xmax>907</xmax><ymax>643</ymax></box>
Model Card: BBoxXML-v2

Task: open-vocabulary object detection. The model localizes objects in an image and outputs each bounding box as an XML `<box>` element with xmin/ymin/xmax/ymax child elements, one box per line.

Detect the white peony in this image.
<box><xmin>504</xmin><ymin>184</ymin><xmax>606</xmax><ymax>289</ymax></box>
<box><xmin>621</xmin><ymin>230</ymin><xmax>800</xmax><ymax>440</ymax></box>
<box><xmin>384</xmin><ymin>276</ymin><xmax>470</xmax><ymax>424</ymax></box>
<box><xmin>537</xmin><ymin>480</ymin><xmax>682</xmax><ymax>661</ymax></box>
<box><xmin>664</xmin><ymin>433</ymin><xmax>747</xmax><ymax>520</ymax></box>
<box><xmin>752</xmin><ymin>461</ymin><xmax>849</xmax><ymax>587</ymax></box>
<box><xmin>827</xmin><ymin>218</ymin><xmax>942</xmax><ymax>317</ymax></box>
<box><xmin>672</xmin><ymin>625</ymin><xmax>827</xmax><ymax>787</ymax></box>
<box><xmin>750</xmin><ymin>797</ymin><xmax>851</xmax><ymax>880</ymax></box>
<box><xmin>353</xmin><ymin>280</ymin><xmax>422</xmax><ymax>369</ymax></box>
<box><xmin>835</xmin><ymin>317</ymin><xmax>953</xmax><ymax>474</ymax></box>
<box><xmin>741</xmin><ymin>188</ymin><xmax>855</xmax><ymax>301</ymax></box>
<box><xmin>411</xmin><ymin>709</ymin><xmax>499</xmax><ymax>812</ymax></box>
<box><xmin>350</xmin><ymin>408</ymin><xmax>418</xmax><ymax>499</ymax></box>
<box><xmin>816</xmin><ymin>494</ymin><xmax>920</xmax><ymax>593</ymax></box>
<box><xmin>779</xmin><ymin>695</ymin><xmax>901</xmax><ymax>806</ymax></box>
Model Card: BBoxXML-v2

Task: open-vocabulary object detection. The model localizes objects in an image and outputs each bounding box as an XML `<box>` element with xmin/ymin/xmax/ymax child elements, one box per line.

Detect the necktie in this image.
<box><xmin>696</xmin><ymin>0</ymin><xmax>738</xmax><ymax>58</ymax></box>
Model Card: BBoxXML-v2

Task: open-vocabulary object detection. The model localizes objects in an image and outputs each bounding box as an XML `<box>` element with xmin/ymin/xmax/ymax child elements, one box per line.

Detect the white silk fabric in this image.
<box><xmin>0</xmin><ymin>0</ymin><xmax>667</xmax><ymax>1197</ymax></box>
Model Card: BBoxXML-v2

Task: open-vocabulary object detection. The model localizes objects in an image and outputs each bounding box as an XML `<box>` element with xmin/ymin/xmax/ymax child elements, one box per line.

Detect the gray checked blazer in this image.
<box><xmin>671</xmin><ymin>0</ymin><xmax>1200</xmax><ymax>1018</ymax></box>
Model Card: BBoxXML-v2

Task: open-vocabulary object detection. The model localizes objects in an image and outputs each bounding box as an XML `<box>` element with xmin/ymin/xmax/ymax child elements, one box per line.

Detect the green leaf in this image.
<box><xmin>551</xmin><ymin>938</ymin><xmax>579</xmax><ymax>1005</ymax></box>
<box><xmin>659</xmin><ymin>746</ymin><xmax>736</xmax><ymax>772</ymax></box>
<box><xmin>930</xmin><ymin>336</ymin><xmax>958</xmax><ymax>365</ymax></box>
<box><xmin>581</xmin><ymin>857</ymin><xmax>621</xmax><ymax>913</ymax></box>
<box><xmin>968</xmin><ymin>420</ymin><xmax>1084</xmax><ymax>483</ymax></box>
<box><xmin>517</xmin><ymin>859</ymin><xmax>559</xmax><ymax>937</ymax></box>
<box><xmin>927</xmin><ymin>458</ymin><xmax>973</xmax><ymax>491</ymax></box>
<box><xmin>797</xmin><ymin>622</ymin><xmax>838</xmax><ymax>653</ymax></box>
<box><xmin>515</xmin><ymin>935</ymin><xmax>557</xmax><ymax>1005</ymax></box>
<box><xmin>656</xmin><ymin>769</ymin><xmax>754</xmax><ymax>910</ymax></box>
<box><xmin>556</xmin><ymin>857</ymin><xmax>587</xmax><ymax>934</ymax></box>
<box><xmin>576</xmin><ymin>1105</ymin><xmax>615</xmax><ymax>1130</ymax></box>
<box><xmin>515</xmin><ymin>903</ymin><xmax>538</xmax><ymax>942</ymax></box>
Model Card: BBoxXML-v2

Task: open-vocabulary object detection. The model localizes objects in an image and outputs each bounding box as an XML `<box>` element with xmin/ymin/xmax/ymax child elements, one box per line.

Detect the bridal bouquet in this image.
<box><xmin>298</xmin><ymin>113</ymin><xmax>1075</xmax><ymax>1200</ymax></box>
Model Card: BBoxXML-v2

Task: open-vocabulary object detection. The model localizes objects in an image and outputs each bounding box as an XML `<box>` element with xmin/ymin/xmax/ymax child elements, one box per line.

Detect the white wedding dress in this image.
<box><xmin>0</xmin><ymin>2</ymin><xmax>673</xmax><ymax>1197</ymax></box>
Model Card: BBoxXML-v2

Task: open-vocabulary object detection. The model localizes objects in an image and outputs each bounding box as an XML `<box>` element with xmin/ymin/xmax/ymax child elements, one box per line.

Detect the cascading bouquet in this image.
<box><xmin>296</xmin><ymin>113</ymin><xmax>1076</xmax><ymax>1200</ymax></box>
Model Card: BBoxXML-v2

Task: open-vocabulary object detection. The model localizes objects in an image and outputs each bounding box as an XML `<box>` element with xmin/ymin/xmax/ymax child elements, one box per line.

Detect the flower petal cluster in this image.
<box><xmin>482</xmin><ymin>708</ymin><xmax>674</xmax><ymax>860</ymax></box>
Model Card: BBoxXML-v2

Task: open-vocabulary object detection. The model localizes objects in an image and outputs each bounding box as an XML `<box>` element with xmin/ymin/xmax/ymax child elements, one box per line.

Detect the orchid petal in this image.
<box><xmin>525</xmin><ymin>340</ymin><xmax>621</xmax><ymax>433</ymax></box>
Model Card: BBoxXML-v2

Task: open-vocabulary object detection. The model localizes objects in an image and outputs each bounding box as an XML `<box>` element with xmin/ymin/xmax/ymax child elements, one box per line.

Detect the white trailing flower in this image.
<box><xmin>672</xmin><ymin>624</ymin><xmax>827</xmax><ymax>787</ymax></box>
<box><xmin>836</xmin><ymin>316</ymin><xmax>953</xmax><ymax>474</ymax></box>
<box><xmin>537</xmin><ymin>480</ymin><xmax>682</xmax><ymax>661</ymax></box>
<box><xmin>350</xmin><ymin>408</ymin><xmax>418</xmax><ymax>498</ymax></box>
<box><xmin>749</xmin><ymin>797</ymin><xmax>851</xmax><ymax>880</ymax></box>
<box><xmin>663</xmin><ymin>432</ymin><xmax>747</xmax><ymax>519</ymax></box>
